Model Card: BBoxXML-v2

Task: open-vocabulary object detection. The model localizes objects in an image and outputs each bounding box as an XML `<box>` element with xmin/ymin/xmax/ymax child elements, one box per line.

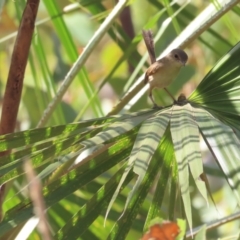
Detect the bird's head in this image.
<box><xmin>169</xmin><ymin>49</ymin><xmax>188</xmax><ymax>66</ymax></box>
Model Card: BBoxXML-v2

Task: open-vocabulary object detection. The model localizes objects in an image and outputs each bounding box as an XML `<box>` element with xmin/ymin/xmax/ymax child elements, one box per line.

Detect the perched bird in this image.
<box><xmin>142</xmin><ymin>30</ymin><xmax>188</xmax><ymax>107</ymax></box>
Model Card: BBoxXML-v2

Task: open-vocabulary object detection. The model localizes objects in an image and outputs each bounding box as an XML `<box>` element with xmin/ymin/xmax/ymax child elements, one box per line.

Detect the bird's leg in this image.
<box><xmin>164</xmin><ymin>88</ymin><xmax>177</xmax><ymax>103</ymax></box>
<box><xmin>149</xmin><ymin>90</ymin><xmax>160</xmax><ymax>109</ymax></box>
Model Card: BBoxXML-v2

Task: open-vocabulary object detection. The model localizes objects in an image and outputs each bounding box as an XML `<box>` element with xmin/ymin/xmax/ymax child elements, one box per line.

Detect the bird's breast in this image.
<box><xmin>148</xmin><ymin>65</ymin><xmax>181</xmax><ymax>89</ymax></box>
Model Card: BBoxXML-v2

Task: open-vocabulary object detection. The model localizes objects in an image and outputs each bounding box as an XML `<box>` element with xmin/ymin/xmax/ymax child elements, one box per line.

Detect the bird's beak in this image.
<box><xmin>181</xmin><ymin>61</ymin><xmax>186</xmax><ymax>66</ymax></box>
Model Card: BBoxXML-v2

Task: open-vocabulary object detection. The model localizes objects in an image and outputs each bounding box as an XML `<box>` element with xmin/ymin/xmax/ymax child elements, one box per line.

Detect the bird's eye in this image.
<box><xmin>174</xmin><ymin>54</ymin><xmax>179</xmax><ymax>59</ymax></box>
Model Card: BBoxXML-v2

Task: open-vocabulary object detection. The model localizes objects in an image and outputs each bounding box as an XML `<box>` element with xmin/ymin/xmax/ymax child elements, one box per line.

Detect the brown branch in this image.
<box><xmin>0</xmin><ymin>0</ymin><xmax>39</xmax><ymax>137</ymax></box>
<box><xmin>0</xmin><ymin>0</ymin><xmax>39</xmax><ymax>223</ymax></box>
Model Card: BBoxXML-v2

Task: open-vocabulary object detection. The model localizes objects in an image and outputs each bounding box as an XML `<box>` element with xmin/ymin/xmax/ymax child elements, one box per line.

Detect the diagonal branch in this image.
<box><xmin>186</xmin><ymin>211</ymin><xmax>240</xmax><ymax>238</ymax></box>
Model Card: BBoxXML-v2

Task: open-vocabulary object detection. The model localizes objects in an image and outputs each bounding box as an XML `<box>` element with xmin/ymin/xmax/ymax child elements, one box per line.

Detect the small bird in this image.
<box><xmin>144</xmin><ymin>49</ymin><xmax>188</xmax><ymax>106</ymax></box>
<box><xmin>142</xmin><ymin>30</ymin><xmax>188</xmax><ymax>107</ymax></box>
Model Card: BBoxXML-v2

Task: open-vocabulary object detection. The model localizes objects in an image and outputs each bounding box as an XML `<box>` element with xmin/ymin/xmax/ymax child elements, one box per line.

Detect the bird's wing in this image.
<box><xmin>142</xmin><ymin>30</ymin><xmax>156</xmax><ymax>64</ymax></box>
<box><xmin>144</xmin><ymin>61</ymin><xmax>164</xmax><ymax>83</ymax></box>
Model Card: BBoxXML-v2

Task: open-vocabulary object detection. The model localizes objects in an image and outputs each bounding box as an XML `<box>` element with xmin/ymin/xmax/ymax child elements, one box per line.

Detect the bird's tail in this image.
<box><xmin>142</xmin><ymin>30</ymin><xmax>156</xmax><ymax>64</ymax></box>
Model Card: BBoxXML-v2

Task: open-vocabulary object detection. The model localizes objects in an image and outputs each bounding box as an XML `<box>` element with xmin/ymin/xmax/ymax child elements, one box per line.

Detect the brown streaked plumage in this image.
<box><xmin>144</xmin><ymin>48</ymin><xmax>188</xmax><ymax>106</ymax></box>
